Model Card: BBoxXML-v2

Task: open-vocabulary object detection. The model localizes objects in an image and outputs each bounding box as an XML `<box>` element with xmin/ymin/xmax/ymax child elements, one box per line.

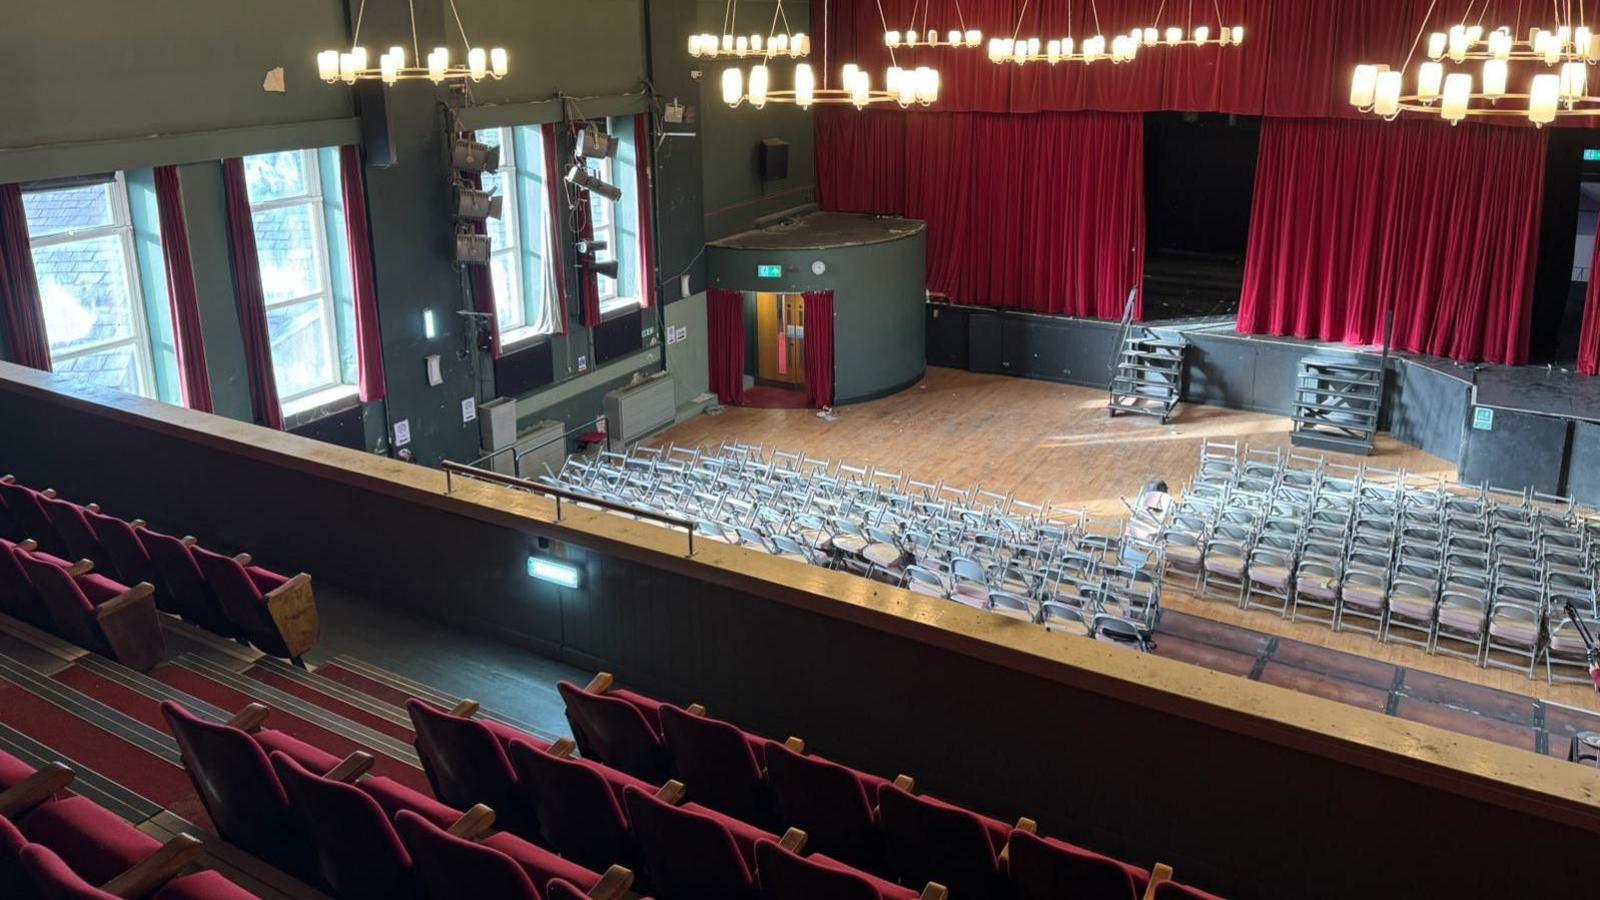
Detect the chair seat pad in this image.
<box><xmin>21</xmin><ymin>796</ymin><xmax>161</xmax><ymax>886</ymax></box>
<box><xmin>482</xmin><ymin>831</ymin><xmax>602</xmax><ymax>894</ymax></box>
<box><xmin>1204</xmin><ymin>556</ymin><xmax>1244</xmax><ymax>577</ymax></box>
<box><xmin>254</xmin><ymin>728</ymin><xmax>342</xmax><ymax>776</ymax></box>
<box><xmin>153</xmin><ymin>871</ymin><xmax>260</xmax><ymax>900</ymax></box>
<box><xmin>1249</xmin><ymin>565</ymin><xmax>1291</xmax><ymax>588</ymax></box>
<box><xmin>1341</xmin><ymin>584</ymin><xmax>1385</xmax><ymax>607</ymax></box>
<box><xmin>359</xmin><ymin>776</ymin><xmax>463</xmax><ymax>830</ymax></box>
<box><xmin>807</xmin><ymin>852</ymin><xmax>920</xmax><ymax>900</ymax></box>
<box><xmin>1295</xmin><ymin>577</ymin><xmax>1338</xmax><ymax>600</ymax></box>
<box><xmin>1550</xmin><ymin>630</ymin><xmax>1593</xmax><ymax>654</ymax></box>
<box><xmin>0</xmin><ymin>749</ymin><xmax>34</xmax><ymax>792</ymax></box>
<box><xmin>1489</xmin><ymin>618</ymin><xmax>1540</xmax><ymax>645</ymax></box>
<box><xmin>862</xmin><ymin>544</ymin><xmax>902</xmax><ymax>566</ymax></box>
<box><xmin>1165</xmin><ymin>545</ymin><xmax>1202</xmax><ymax>564</ymax></box>
<box><xmin>482</xmin><ymin>718</ymin><xmax>551</xmax><ymax>754</ymax></box>
<box><xmin>1388</xmin><ymin>596</ymin><xmax>1436</xmax><ymax>620</ymax></box>
<box><xmin>1437</xmin><ymin>607</ymin><xmax>1487</xmax><ymax>633</ymax></box>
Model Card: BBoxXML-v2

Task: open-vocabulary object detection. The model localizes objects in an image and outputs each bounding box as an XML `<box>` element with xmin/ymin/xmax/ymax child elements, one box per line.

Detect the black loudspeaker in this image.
<box><xmin>759</xmin><ymin>138</ymin><xmax>789</xmax><ymax>182</ymax></box>
<box><xmin>355</xmin><ymin>81</ymin><xmax>396</xmax><ymax>168</ymax></box>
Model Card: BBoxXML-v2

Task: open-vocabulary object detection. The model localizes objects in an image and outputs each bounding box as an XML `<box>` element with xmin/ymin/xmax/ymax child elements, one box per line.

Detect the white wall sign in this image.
<box><xmin>461</xmin><ymin>397</ymin><xmax>477</xmax><ymax>423</ymax></box>
<box><xmin>393</xmin><ymin>419</ymin><xmax>412</xmax><ymax>447</ymax></box>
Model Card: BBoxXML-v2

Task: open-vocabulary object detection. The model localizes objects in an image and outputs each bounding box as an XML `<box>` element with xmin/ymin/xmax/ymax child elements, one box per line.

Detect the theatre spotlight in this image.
<box><xmin>565</xmin><ymin>164</ymin><xmax>623</xmax><ymax>202</ymax></box>
<box><xmin>576</xmin><ymin>238</ymin><xmax>609</xmax><ymax>255</ymax></box>
<box><xmin>581</xmin><ymin>257</ymin><xmax>620</xmax><ymax>280</ymax></box>
<box><xmin>451</xmin><ymin>138</ymin><xmax>501</xmax><ymax>174</ymax></box>
<box><xmin>454</xmin><ymin>186</ymin><xmax>503</xmax><ymax>221</ymax></box>
<box><xmin>578</xmin><ymin>126</ymin><xmax>619</xmax><ymax>160</ymax></box>
<box><xmin>453</xmin><ymin>233</ymin><xmax>491</xmax><ymax>265</ymax></box>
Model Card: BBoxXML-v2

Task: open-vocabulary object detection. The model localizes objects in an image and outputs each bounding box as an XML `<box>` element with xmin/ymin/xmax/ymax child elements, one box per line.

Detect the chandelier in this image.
<box><xmin>316</xmin><ymin>0</ymin><xmax>506</xmax><ymax>85</ymax></box>
<box><xmin>720</xmin><ymin>0</ymin><xmax>941</xmax><ymax>109</ymax></box>
<box><xmin>1135</xmin><ymin>0</ymin><xmax>1245</xmax><ymax>49</ymax></box>
<box><xmin>985</xmin><ymin>0</ymin><xmax>1143</xmax><ymax>65</ymax></box>
<box><xmin>884</xmin><ymin>0</ymin><xmax>984</xmax><ymax>49</ymax></box>
<box><xmin>1351</xmin><ymin>6</ymin><xmax>1600</xmax><ymax>126</ymax></box>
<box><xmin>689</xmin><ymin>0</ymin><xmax>810</xmax><ymax>58</ymax></box>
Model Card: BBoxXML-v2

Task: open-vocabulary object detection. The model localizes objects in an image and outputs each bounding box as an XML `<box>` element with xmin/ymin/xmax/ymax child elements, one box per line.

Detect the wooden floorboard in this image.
<box><xmin>651</xmin><ymin>366</ymin><xmax>1600</xmax><ymax>722</ymax></box>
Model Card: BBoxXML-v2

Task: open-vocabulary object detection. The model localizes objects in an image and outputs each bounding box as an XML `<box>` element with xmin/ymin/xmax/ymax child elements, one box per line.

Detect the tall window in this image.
<box><xmin>586</xmin><ymin>118</ymin><xmax>644</xmax><ymax>316</ymax></box>
<box><xmin>24</xmin><ymin>175</ymin><xmax>158</xmax><ymax>397</ymax></box>
<box><xmin>243</xmin><ymin>150</ymin><xmax>349</xmax><ymax>409</ymax></box>
<box><xmin>586</xmin><ymin>151</ymin><xmax>619</xmax><ymax>304</ymax></box>
<box><xmin>479</xmin><ymin>126</ymin><xmax>560</xmax><ymax>347</ymax></box>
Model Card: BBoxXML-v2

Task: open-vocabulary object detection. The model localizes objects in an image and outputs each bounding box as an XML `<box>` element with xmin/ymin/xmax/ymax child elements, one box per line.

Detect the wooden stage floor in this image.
<box><xmin>653</xmin><ymin>367</ymin><xmax>1600</xmax><ymax>759</ymax></box>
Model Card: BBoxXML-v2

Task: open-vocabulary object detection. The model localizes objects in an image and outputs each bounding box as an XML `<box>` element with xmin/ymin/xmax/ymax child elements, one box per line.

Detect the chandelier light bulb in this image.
<box><xmin>1164</xmin><ymin>27</ymin><xmax>1183</xmax><ymax>45</ymax></box>
<box><xmin>722</xmin><ymin>34</ymin><xmax>734</xmax><ymax>53</ymax></box>
<box><xmin>1427</xmin><ymin>32</ymin><xmax>1447</xmax><ymax>60</ymax></box>
<box><xmin>318</xmin><ymin>50</ymin><xmax>339</xmax><ymax>81</ymax></box>
<box><xmin>895</xmin><ymin>72</ymin><xmax>915</xmax><ymax>107</ymax></box>
<box><xmin>886</xmin><ymin>30</ymin><xmax>902</xmax><ymax>48</ymax></box>
<box><xmin>491</xmin><ymin>48</ymin><xmax>507</xmax><ymax>78</ymax></box>
<box><xmin>1143</xmin><ymin>27</ymin><xmax>1158</xmax><ymax>46</ymax></box>
<box><xmin>1488</xmin><ymin>29</ymin><xmax>1512</xmax><ymax>60</ymax></box>
<box><xmin>1417</xmin><ymin>61</ymin><xmax>1444</xmax><ymax>102</ymax></box>
<box><xmin>687</xmin><ymin>34</ymin><xmax>702</xmax><ymax>57</ymax></box>
<box><xmin>1482</xmin><ymin>58</ymin><xmax>1508</xmax><ymax>98</ymax></box>
<box><xmin>796</xmin><ymin>34</ymin><xmax>811</xmax><ymax>56</ymax></box>
<box><xmin>1085</xmin><ymin>35</ymin><xmax>1105</xmax><ymax>62</ymax></box>
<box><xmin>389</xmin><ymin>46</ymin><xmax>406</xmax><ymax>67</ymax></box>
<box><xmin>1062</xmin><ymin>36</ymin><xmax>1075</xmax><ymax>57</ymax></box>
<box><xmin>842</xmin><ymin>63</ymin><xmax>859</xmax><ymax>86</ymax></box>
<box><xmin>1028</xmin><ymin>37</ymin><xmax>1041</xmax><ymax>56</ymax></box>
<box><xmin>1579</xmin><ymin>26</ymin><xmax>1596</xmax><ymax>56</ymax></box>
<box><xmin>468</xmin><ymin>47</ymin><xmax>488</xmax><ymax>80</ymax></box>
<box><xmin>850</xmin><ymin>70</ymin><xmax>870</xmax><ymax>108</ymax></box>
<box><xmin>966</xmin><ymin>29</ymin><xmax>982</xmax><ymax>47</ymax></box>
<box><xmin>1440</xmin><ymin>72</ymin><xmax>1471</xmax><ymax>123</ymax></box>
<box><xmin>428</xmin><ymin>49</ymin><xmax>447</xmax><ymax>82</ymax></box>
<box><xmin>1193</xmin><ymin>26</ymin><xmax>1210</xmax><ymax>45</ymax></box>
<box><xmin>380</xmin><ymin>52</ymin><xmax>399</xmax><ymax>84</ymax></box>
<box><xmin>1558</xmin><ymin>24</ymin><xmax>1573</xmax><ymax>43</ymax></box>
<box><xmin>748</xmin><ymin>64</ymin><xmax>769</xmax><ymax>108</ymax></box>
<box><xmin>1530</xmin><ymin>73</ymin><xmax>1561</xmax><ymax>124</ymax></box>
<box><xmin>750</xmin><ymin>33</ymin><xmax>762</xmax><ymax>53</ymax></box>
<box><xmin>1231</xmin><ymin>26</ymin><xmax>1244</xmax><ymax>44</ymax></box>
<box><xmin>915</xmin><ymin>66</ymin><xmax>939</xmax><ymax>104</ymax></box>
<box><xmin>1046</xmin><ymin>39</ymin><xmax>1062</xmax><ymax>64</ymax></box>
<box><xmin>773</xmin><ymin>33</ymin><xmax>788</xmax><ymax>53</ymax></box>
<box><xmin>1220</xmin><ymin>26</ymin><xmax>1233</xmax><ymax>45</ymax></box>
<box><xmin>795</xmin><ymin>63</ymin><xmax>815</xmax><ymax>108</ymax></box>
<box><xmin>907</xmin><ymin>29</ymin><xmax>919</xmax><ymax>46</ymax></box>
<box><xmin>1350</xmin><ymin>64</ymin><xmax>1383</xmax><ymax>107</ymax></box>
<box><xmin>1466</xmin><ymin>25</ymin><xmax>1483</xmax><ymax>43</ymax></box>
<box><xmin>1562</xmin><ymin>61</ymin><xmax>1588</xmax><ymax>101</ymax></box>
<box><xmin>351</xmin><ymin>46</ymin><xmax>369</xmax><ymax>73</ymax></box>
<box><xmin>340</xmin><ymin>52</ymin><xmax>358</xmax><ymax>84</ymax></box>
<box><xmin>1374</xmin><ymin>70</ymin><xmax>1402</xmax><ymax>118</ymax></box>
<box><xmin>735</xmin><ymin>35</ymin><xmax>748</xmax><ymax>54</ymax></box>
<box><xmin>948</xmin><ymin>29</ymin><xmax>962</xmax><ymax>45</ymax></box>
<box><xmin>722</xmin><ymin>67</ymin><xmax>743</xmax><ymax>106</ymax></box>
<box><xmin>1447</xmin><ymin>25</ymin><xmax>1469</xmax><ymax>63</ymax></box>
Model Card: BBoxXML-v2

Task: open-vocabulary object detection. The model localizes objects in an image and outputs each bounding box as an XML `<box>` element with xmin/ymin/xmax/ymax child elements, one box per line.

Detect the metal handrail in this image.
<box><xmin>468</xmin><ymin>416</ymin><xmax>612</xmax><ymax>476</ymax></box>
<box><xmin>441</xmin><ymin>460</ymin><xmax>696</xmax><ymax>557</ymax></box>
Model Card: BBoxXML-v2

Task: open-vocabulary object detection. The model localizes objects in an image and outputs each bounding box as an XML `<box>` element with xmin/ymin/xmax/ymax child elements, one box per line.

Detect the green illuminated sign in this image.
<box><xmin>1586</xmin><ymin>149</ymin><xmax>1600</xmax><ymax>162</ymax></box>
<box><xmin>757</xmin><ymin>264</ymin><xmax>783</xmax><ymax>278</ymax></box>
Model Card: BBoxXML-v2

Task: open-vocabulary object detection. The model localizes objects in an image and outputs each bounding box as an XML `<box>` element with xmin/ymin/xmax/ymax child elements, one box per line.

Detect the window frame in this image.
<box><xmin>244</xmin><ymin>149</ymin><xmax>347</xmax><ymax>409</ymax></box>
<box><xmin>487</xmin><ymin>125</ymin><xmax>562</xmax><ymax>351</ymax></box>
<box><xmin>589</xmin><ymin>118</ymin><xmax>644</xmax><ymax>318</ymax></box>
<box><xmin>481</xmin><ymin>129</ymin><xmax>529</xmax><ymax>338</ymax></box>
<box><xmin>26</xmin><ymin>172</ymin><xmax>160</xmax><ymax>399</ymax></box>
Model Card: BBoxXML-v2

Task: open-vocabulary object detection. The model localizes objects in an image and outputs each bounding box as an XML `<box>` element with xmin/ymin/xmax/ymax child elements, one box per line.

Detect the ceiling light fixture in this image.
<box><xmin>884</xmin><ymin>0</ymin><xmax>984</xmax><ymax>49</ymax></box>
<box><xmin>688</xmin><ymin>0</ymin><xmax>809</xmax><ymax>58</ymax></box>
<box><xmin>987</xmin><ymin>0</ymin><xmax>1142</xmax><ymax>65</ymax></box>
<box><xmin>317</xmin><ymin>0</ymin><xmax>507</xmax><ymax>85</ymax></box>
<box><xmin>1136</xmin><ymin>0</ymin><xmax>1245</xmax><ymax>49</ymax></box>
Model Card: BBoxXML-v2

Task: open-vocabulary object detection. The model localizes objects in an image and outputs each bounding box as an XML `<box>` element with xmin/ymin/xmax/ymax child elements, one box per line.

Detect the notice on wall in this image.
<box><xmin>665</xmin><ymin>325</ymin><xmax>688</xmax><ymax>345</ymax></box>
<box><xmin>1472</xmin><ymin>407</ymin><xmax>1494</xmax><ymax>432</ymax></box>
<box><xmin>461</xmin><ymin>397</ymin><xmax>477</xmax><ymax>424</ymax></box>
<box><xmin>393</xmin><ymin>419</ymin><xmax>412</xmax><ymax>447</ymax></box>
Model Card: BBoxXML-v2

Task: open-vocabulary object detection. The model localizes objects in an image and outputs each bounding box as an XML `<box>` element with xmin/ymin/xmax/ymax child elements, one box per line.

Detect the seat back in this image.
<box><xmin>761</xmin><ymin>741</ymin><xmax>882</xmax><ymax>871</ymax></box>
<box><xmin>17</xmin><ymin>844</ymin><xmax>116</xmax><ymax>900</ymax></box>
<box><xmin>38</xmin><ymin>497</ymin><xmax>104</xmax><ymax>568</ymax></box>
<box><xmin>190</xmin><ymin>546</ymin><xmax>276</xmax><ymax>642</ymax></box>
<box><xmin>556</xmin><ymin>681</ymin><xmax>668</xmax><ymax>782</ymax></box>
<box><xmin>0</xmin><ymin>482</ymin><xmax>62</xmax><ymax>555</ymax></box>
<box><xmin>621</xmin><ymin>785</ymin><xmax>756</xmax><ymax>900</ymax></box>
<box><xmin>405</xmin><ymin>699</ymin><xmax>528</xmax><ymax>834</ymax></box>
<box><xmin>84</xmin><ymin>510</ymin><xmax>152</xmax><ymax>592</ymax></box>
<box><xmin>137</xmin><ymin>526</ymin><xmax>233</xmax><ymax>635</ymax></box>
<box><xmin>0</xmin><ymin>539</ymin><xmax>48</xmax><ymax>628</ymax></box>
<box><xmin>507</xmin><ymin>739</ymin><xmax>632</xmax><ymax>874</ymax></box>
<box><xmin>658</xmin><ymin>705</ymin><xmax>772</xmax><ymax>827</ymax></box>
<box><xmin>753</xmin><ymin>839</ymin><xmax>886</xmax><ymax>900</ymax></box>
<box><xmin>270</xmin><ymin>751</ymin><xmax>422</xmax><ymax>900</ymax></box>
<box><xmin>14</xmin><ymin>552</ymin><xmax>102</xmax><ymax>651</ymax></box>
<box><xmin>1152</xmin><ymin>880</ymin><xmax>1226</xmax><ymax>900</ymax></box>
<box><xmin>394</xmin><ymin>810</ymin><xmax>540</xmax><ymax>900</ymax></box>
<box><xmin>1007</xmin><ymin>830</ymin><xmax>1139</xmax><ymax>900</ymax></box>
<box><xmin>877</xmin><ymin>785</ymin><xmax>1003</xmax><ymax>900</ymax></box>
<box><xmin>160</xmin><ymin>702</ymin><xmax>316</xmax><ymax>880</ymax></box>
<box><xmin>0</xmin><ymin>814</ymin><xmax>31</xmax><ymax>899</ymax></box>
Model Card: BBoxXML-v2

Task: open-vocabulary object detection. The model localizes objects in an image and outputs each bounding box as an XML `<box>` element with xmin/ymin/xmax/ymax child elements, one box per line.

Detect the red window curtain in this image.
<box><xmin>707</xmin><ymin>288</ymin><xmax>746</xmax><ymax>405</ymax></box>
<box><xmin>802</xmin><ymin>291</ymin><xmax>834</xmax><ymax>408</ymax></box>
<box><xmin>1237</xmin><ymin>118</ymin><xmax>1547</xmax><ymax>365</ymax></box>
<box><xmin>540</xmin><ymin>124</ymin><xmax>571</xmax><ymax>335</ymax></box>
<box><xmin>816</xmin><ymin>109</ymin><xmax>1144</xmax><ymax>320</ymax></box>
<box><xmin>1580</xmin><ymin>236</ymin><xmax>1600</xmax><ymax>376</ymax></box>
<box><xmin>152</xmin><ymin>167</ymin><xmax>214</xmax><ymax>412</ymax></box>
<box><xmin>632</xmin><ymin>113</ymin><xmax>656</xmax><ymax>309</ymax></box>
<box><xmin>0</xmin><ymin>183</ymin><xmax>51</xmax><ymax>372</ymax></box>
<box><xmin>339</xmin><ymin>146</ymin><xmax>387</xmax><ymax>401</ymax></box>
<box><xmin>461</xmin><ymin>131</ymin><xmax>502</xmax><ymax>359</ymax></box>
<box><xmin>221</xmin><ymin>158</ymin><xmax>284</xmax><ymax>430</ymax></box>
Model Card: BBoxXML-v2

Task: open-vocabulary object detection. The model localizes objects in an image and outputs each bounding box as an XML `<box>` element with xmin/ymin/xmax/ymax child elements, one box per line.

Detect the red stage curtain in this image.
<box><xmin>817</xmin><ymin>109</ymin><xmax>1144</xmax><ymax>319</ymax></box>
<box><xmin>802</xmin><ymin>291</ymin><xmax>835</xmax><ymax>408</ymax></box>
<box><xmin>339</xmin><ymin>147</ymin><xmax>386</xmax><ymax>402</ymax></box>
<box><xmin>633</xmin><ymin>113</ymin><xmax>657</xmax><ymax>309</ymax></box>
<box><xmin>1238</xmin><ymin>118</ymin><xmax>1547</xmax><ymax>365</ymax></box>
<box><xmin>221</xmin><ymin>158</ymin><xmax>284</xmax><ymax>430</ymax></box>
<box><xmin>541</xmin><ymin>124</ymin><xmax>571</xmax><ymax>335</ymax></box>
<box><xmin>708</xmin><ymin>288</ymin><xmax>746</xmax><ymax>405</ymax></box>
<box><xmin>0</xmin><ymin>183</ymin><xmax>51</xmax><ymax>372</ymax></box>
<box><xmin>1580</xmin><ymin>234</ymin><xmax>1600</xmax><ymax>376</ymax></box>
<box><xmin>153</xmin><ymin>167</ymin><xmax>213</xmax><ymax>411</ymax></box>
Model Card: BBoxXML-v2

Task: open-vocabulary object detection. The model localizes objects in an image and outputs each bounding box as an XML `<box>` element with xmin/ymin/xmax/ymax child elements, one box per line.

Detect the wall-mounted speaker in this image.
<box><xmin>354</xmin><ymin>81</ymin><xmax>396</xmax><ymax>168</ymax></box>
<box><xmin>760</xmin><ymin>138</ymin><xmax>789</xmax><ymax>182</ymax></box>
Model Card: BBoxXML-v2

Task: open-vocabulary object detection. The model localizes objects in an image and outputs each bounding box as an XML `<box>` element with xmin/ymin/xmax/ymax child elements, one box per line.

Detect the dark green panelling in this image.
<box><xmin>695</xmin><ymin>1</ymin><xmax>815</xmax><ymax>242</ymax></box>
<box><xmin>177</xmin><ymin>161</ymin><xmax>254</xmax><ymax>422</ymax></box>
<box><xmin>646</xmin><ymin>0</ymin><xmax>709</xmax><ymax>304</ymax></box>
<box><xmin>706</xmin><ymin>231</ymin><xmax>928</xmax><ymax>403</ymax></box>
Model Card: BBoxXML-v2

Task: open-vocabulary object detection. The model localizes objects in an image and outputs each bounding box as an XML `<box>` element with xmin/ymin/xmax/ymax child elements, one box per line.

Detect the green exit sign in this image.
<box><xmin>757</xmin><ymin>264</ymin><xmax>783</xmax><ymax>278</ymax></box>
<box><xmin>1586</xmin><ymin>149</ymin><xmax>1600</xmax><ymax>162</ymax></box>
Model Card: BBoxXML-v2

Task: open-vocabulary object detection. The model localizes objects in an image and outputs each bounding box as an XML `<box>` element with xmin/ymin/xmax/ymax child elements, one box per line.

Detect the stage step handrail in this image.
<box><xmin>441</xmin><ymin>460</ymin><xmax>697</xmax><ymax>557</ymax></box>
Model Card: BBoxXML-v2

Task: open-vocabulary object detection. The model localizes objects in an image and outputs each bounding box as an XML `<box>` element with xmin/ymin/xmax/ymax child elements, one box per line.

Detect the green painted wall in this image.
<box><xmin>664</xmin><ymin>292</ymin><xmax>710</xmax><ymax>409</ymax></box>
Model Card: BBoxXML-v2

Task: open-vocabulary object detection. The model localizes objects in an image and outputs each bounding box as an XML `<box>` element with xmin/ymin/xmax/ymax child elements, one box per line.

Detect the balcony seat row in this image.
<box><xmin>0</xmin><ymin>474</ymin><xmax>318</xmax><ymax>664</ymax></box>
<box><xmin>0</xmin><ymin>748</ymin><xmax>257</xmax><ymax>899</ymax></box>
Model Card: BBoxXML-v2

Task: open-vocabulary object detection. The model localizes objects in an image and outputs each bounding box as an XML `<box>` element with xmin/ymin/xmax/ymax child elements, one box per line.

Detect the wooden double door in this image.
<box><xmin>755</xmin><ymin>292</ymin><xmax>806</xmax><ymax>386</ymax></box>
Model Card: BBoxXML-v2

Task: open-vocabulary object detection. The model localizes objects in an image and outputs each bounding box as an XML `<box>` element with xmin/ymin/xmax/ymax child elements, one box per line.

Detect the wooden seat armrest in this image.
<box><xmin>0</xmin><ymin>762</ymin><xmax>73</xmax><ymax>818</ymax></box>
<box><xmin>782</xmin><ymin>736</ymin><xmax>805</xmax><ymax>753</ymax></box>
<box><xmin>17</xmin><ymin>538</ymin><xmax>37</xmax><ymax>553</ymax></box>
<box><xmin>232</xmin><ymin>552</ymin><xmax>252</xmax><ymax>567</ymax></box>
<box><xmin>587</xmin><ymin>865</ymin><xmax>634</xmax><ymax>900</ymax></box>
<box><xmin>918</xmin><ymin>884</ymin><xmax>949</xmax><ymax>900</ymax></box>
<box><xmin>584</xmin><ymin>672</ymin><xmax>614</xmax><ymax>694</ymax></box>
<box><xmin>85</xmin><ymin>503</ymin><xmax>101</xmax><ymax>513</ymax></box>
<box><xmin>778</xmin><ymin>827</ymin><xmax>808</xmax><ymax>853</ymax></box>
<box><xmin>892</xmin><ymin>774</ymin><xmax>915</xmax><ymax>792</ymax></box>
<box><xmin>996</xmin><ymin>816</ymin><xmax>1039</xmax><ymax>868</ymax></box>
<box><xmin>131</xmin><ymin>519</ymin><xmax>146</xmax><ymax>529</ymax></box>
<box><xmin>224</xmin><ymin>703</ymin><xmax>270</xmax><ymax>733</ymax></box>
<box><xmin>41</xmin><ymin>488</ymin><xmax>57</xmax><ymax>499</ymax></box>
<box><xmin>1141</xmin><ymin>863</ymin><xmax>1174</xmax><ymax>900</ymax></box>
<box><xmin>263</xmin><ymin>573</ymin><xmax>319</xmax><ymax>658</ymax></box>
<box><xmin>67</xmin><ymin>559</ymin><xmax>95</xmax><ymax>578</ymax></box>
<box><xmin>548</xmin><ymin>738</ymin><xmax>577</xmax><ymax>759</ymax></box>
<box><xmin>448</xmin><ymin>699</ymin><xmax>480</xmax><ymax>718</ymax></box>
<box><xmin>94</xmin><ymin>582</ymin><xmax>155</xmax><ymax>620</ymax></box>
<box><xmin>99</xmin><ymin>833</ymin><xmax>203</xmax><ymax>899</ymax></box>
<box><xmin>447</xmin><ymin>803</ymin><xmax>496</xmax><ymax>839</ymax></box>
<box><xmin>326</xmin><ymin>751</ymin><xmax>376</xmax><ymax>783</ymax></box>
<box><xmin>654</xmin><ymin>780</ymin><xmax>686</xmax><ymax>806</ymax></box>
<box><xmin>0</xmin><ymin>474</ymin><xmax>12</xmax><ymax>484</ymax></box>
<box><xmin>180</xmin><ymin>535</ymin><xmax>198</xmax><ymax>547</ymax></box>
<box><xmin>685</xmin><ymin>703</ymin><xmax>707</xmax><ymax>717</ymax></box>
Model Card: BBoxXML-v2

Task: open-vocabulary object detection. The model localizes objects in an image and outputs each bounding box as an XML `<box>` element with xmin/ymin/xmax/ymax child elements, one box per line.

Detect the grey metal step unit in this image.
<box><xmin>1108</xmin><ymin>327</ymin><xmax>1186</xmax><ymax>423</ymax></box>
<box><xmin>1290</xmin><ymin>354</ymin><xmax>1385</xmax><ymax>455</ymax></box>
